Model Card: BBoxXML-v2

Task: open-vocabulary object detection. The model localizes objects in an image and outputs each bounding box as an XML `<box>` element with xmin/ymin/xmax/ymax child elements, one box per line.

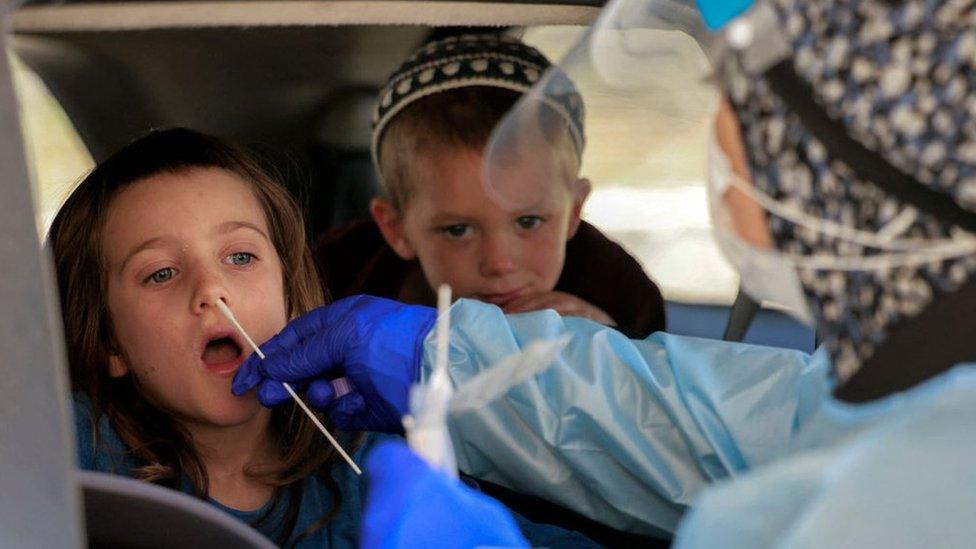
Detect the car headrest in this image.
<box><xmin>78</xmin><ymin>470</ymin><xmax>275</xmax><ymax>549</ymax></box>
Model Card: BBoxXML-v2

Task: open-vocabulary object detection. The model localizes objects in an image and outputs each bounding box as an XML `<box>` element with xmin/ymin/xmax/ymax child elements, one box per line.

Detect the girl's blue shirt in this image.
<box><xmin>72</xmin><ymin>393</ymin><xmax>598</xmax><ymax>548</ymax></box>
<box><xmin>72</xmin><ymin>393</ymin><xmax>367</xmax><ymax>547</ymax></box>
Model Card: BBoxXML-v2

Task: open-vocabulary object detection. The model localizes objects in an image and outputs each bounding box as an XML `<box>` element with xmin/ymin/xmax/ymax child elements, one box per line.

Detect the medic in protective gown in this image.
<box><xmin>233</xmin><ymin>0</ymin><xmax>976</xmax><ymax>545</ymax></box>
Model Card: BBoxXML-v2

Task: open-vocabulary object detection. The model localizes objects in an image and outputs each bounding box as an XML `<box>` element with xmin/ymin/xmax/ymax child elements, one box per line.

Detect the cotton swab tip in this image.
<box><xmin>437</xmin><ymin>284</ymin><xmax>451</xmax><ymax>313</ymax></box>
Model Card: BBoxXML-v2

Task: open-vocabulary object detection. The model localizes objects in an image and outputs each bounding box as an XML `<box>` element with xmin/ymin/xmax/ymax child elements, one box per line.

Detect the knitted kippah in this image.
<box><xmin>370</xmin><ymin>33</ymin><xmax>585</xmax><ymax>171</ymax></box>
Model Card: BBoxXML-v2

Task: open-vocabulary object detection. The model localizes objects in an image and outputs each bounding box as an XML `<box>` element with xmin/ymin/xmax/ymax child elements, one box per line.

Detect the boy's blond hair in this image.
<box><xmin>378</xmin><ymin>86</ymin><xmax>581</xmax><ymax>208</ymax></box>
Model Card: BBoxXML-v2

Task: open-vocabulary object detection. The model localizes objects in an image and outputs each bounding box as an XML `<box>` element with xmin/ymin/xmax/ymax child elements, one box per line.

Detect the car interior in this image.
<box><xmin>3</xmin><ymin>0</ymin><xmax>814</xmax><ymax>545</ymax></box>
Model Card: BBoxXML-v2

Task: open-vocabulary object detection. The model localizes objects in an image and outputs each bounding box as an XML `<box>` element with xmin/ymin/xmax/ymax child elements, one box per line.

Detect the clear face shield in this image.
<box><xmin>483</xmin><ymin>0</ymin><xmax>819</xmax><ymax>322</ymax></box>
<box><xmin>484</xmin><ymin>0</ymin><xmax>976</xmax><ymax>329</ymax></box>
<box><xmin>483</xmin><ymin>0</ymin><xmax>738</xmax><ymax>305</ymax></box>
<box><xmin>483</xmin><ymin>0</ymin><xmax>718</xmax><ymax>214</ymax></box>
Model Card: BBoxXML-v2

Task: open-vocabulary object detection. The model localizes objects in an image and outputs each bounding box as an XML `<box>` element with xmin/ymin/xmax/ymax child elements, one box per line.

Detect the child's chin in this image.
<box><xmin>205</xmin><ymin>397</ymin><xmax>266</xmax><ymax>426</ymax></box>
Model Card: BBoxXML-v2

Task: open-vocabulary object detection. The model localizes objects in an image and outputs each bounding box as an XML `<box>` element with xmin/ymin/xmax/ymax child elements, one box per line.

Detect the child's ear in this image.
<box><xmin>106</xmin><ymin>353</ymin><xmax>130</xmax><ymax>378</ymax></box>
<box><xmin>566</xmin><ymin>178</ymin><xmax>592</xmax><ymax>238</ymax></box>
<box><xmin>370</xmin><ymin>197</ymin><xmax>417</xmax><ymax>260</ymax></box>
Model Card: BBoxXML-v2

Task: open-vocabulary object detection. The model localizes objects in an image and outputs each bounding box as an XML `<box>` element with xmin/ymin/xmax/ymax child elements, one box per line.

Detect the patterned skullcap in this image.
<box><xmin>370</xmin><ymin>33</ymin><xmax>585</xmax><ymax>170</ymax></box>
<box><xmin>723</xmin><ymin>0</ymin><xmax>976</xmax><ymax>383</ymax></box>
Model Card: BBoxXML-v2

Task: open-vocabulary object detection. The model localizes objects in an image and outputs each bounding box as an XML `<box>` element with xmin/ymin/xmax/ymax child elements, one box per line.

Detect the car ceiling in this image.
<box><xmin>12</xmin><ymin>25</ymin><xmax>442</xmax><ymax>160</ymax></box>
<box><xmin>8</xmin><ymin>1</ymin><xmax>603</xmax><ymax>160</ymax></box>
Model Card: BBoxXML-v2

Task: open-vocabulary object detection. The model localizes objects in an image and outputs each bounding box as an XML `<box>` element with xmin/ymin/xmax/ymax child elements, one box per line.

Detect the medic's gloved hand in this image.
<box><xmin>231</xmin><ymin>295</ymin><xmax>436</xmax><ymax>433</ymax></box>
<box><xmin>362</xmin><ymin>440</ymin><xmax>529</xmax><ymax>549</ymax></box>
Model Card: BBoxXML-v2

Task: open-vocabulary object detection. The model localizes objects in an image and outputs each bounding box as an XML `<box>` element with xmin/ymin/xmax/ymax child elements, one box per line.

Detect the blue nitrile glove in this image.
<box><xmin>231</xmin><ymin>295</ymin><xmax>436</xmax><ymax>433</ymax></box>
<box><xmin>362</xmin><ymin>440</ymin><xmax>529</xmax><ymax>549</ymax></box>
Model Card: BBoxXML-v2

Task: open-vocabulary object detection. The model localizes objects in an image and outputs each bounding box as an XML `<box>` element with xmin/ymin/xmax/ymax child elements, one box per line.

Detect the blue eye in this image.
<box><xmin>516</xmin><ymin>216</ymin><xmax>545</xmax><ymax>230</ymax></box>
<box><xmin>226</xmin><ymin>252</ymin><xmax>255</xmax><ymax>266</ymax></box>
<box><xmin>441</xmin><ymin>224</ymin><xmax>472</xmax><ymax>238</ymax></box>
<box><xmin>147</xmin><ymin>268</ymin><xmax>175</xmax><ymax>284</ymax></box>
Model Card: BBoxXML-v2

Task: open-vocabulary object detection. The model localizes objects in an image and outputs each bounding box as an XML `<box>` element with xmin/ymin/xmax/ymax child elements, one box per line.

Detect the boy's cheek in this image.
<box><xmin>415</xmin><ymin>245</ymin><xmax>484</xmax><ymax>295</ymax></box>
<box><xmin>529</xmin><ymin>224</ymin><xmax>567</xmax><ymax>254</ymax></box>
<box><xmin>423</xmin><ymin>246</ymin><xmax>472</xmax><ymax>280</ymax></box>
<box><xmin>526</xmin><ymin>231</ymin><xmax>568</xmax><ymax>287</ymax></box>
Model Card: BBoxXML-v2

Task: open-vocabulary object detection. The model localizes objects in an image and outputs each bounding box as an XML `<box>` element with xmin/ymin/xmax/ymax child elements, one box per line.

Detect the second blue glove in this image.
<box><xmin>361</xmin><ymin>440</ymin><xmax>529</xmax><ymax>549</ymax></box>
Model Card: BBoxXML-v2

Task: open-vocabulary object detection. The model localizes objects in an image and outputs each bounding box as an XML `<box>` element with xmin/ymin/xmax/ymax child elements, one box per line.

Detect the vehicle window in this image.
<box><xmin>8</xmin><ymin>52</ymin><xmax>94</xmax><ymax>236</ymax></box>
<box><xmin>524</xmin><ymin>26</ymin><xmax>737</xmax><ymax>305</ymax></box>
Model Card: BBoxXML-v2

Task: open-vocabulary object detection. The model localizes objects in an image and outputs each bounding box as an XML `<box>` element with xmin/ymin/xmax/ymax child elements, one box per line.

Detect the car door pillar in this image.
<box><xmin>0</xmin><ymin>3</ymin><xmax>84</xmax><ymax>546</ymax></box>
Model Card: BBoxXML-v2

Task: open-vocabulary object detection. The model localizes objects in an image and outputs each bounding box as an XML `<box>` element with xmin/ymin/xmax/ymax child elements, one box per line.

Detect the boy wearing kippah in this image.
<box><xmin>317</xmin><ymin>34</ymin><xmax>666</xmax><ymax>338</ymax></box>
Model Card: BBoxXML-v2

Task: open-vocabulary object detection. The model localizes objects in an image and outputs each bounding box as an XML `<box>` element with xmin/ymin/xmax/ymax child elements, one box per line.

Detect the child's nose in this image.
<box><xmin>191</xmin><ymin>268</ymin><xmax>231</xmax><ymax>315</ymax></box>
<box><xmin>480</xmin><ymin>233</ymin><xmax>518</xmax><ymax>276</ymax></box>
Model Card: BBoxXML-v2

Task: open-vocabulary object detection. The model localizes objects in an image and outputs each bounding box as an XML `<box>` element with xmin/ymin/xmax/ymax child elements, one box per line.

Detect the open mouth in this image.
<box><xmin>202</xmin><ymin>336</ymin><xmax>243</xmax><ymax>369</ymax></box>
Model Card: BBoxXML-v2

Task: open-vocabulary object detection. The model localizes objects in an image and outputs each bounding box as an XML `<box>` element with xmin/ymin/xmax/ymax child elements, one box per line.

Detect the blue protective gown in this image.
<box><xmin>424</xmin><ymin>299</ymin><xmax>976</xmax><ymax>541</ymax></box>
<box><xmin>674</xmin><ymin>368</ymin><xmax>976</xmax><ymax>548</ymax></box>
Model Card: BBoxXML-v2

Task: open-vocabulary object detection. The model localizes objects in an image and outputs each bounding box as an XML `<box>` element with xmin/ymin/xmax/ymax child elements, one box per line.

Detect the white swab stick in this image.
<box><xmin>215</xmin><ymin>300</ymin><xmax>362</xmax><ymax>475</ymax></box>
<box><xmin>433</xmin><ymin>284</ymin><xmax>451</xmax><ymax>384</ymax></box>
<box><xmin>279</xmin><ymin>382</ymin><xmax>362</xmax><ymax>476</ymax></box>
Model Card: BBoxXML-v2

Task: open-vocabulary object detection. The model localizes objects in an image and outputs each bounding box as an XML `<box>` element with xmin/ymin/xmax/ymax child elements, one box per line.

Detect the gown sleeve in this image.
<box><xmin>421</xmin><ymin>299</ymin><xmax>832</xmax><ymax>536</ymax></box>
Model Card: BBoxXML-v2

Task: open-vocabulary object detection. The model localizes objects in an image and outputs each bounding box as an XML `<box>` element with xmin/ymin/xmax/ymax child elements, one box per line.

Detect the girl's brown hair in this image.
<box><xmin>48</xmin><ymin>127</ymin><xmax>351</xmax><ymax>545</ymax></box>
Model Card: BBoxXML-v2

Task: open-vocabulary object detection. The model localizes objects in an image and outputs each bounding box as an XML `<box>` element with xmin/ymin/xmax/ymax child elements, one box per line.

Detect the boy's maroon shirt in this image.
<box><xmin>314</xmin><ymin>220</ymin><xmax>666</xmax><ymax>338</ymax></box>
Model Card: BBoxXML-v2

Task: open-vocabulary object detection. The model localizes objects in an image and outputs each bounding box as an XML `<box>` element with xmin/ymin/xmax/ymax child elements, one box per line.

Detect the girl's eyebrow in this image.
<box><xmin>215</xmin><ymin>220</ymin><xmax>271</xmax><ymax>243</ymax></box>
<box><xmin>119</xmin><ymin>237</ymin><xmax>167</xmax><ymax>274</ymax></box>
